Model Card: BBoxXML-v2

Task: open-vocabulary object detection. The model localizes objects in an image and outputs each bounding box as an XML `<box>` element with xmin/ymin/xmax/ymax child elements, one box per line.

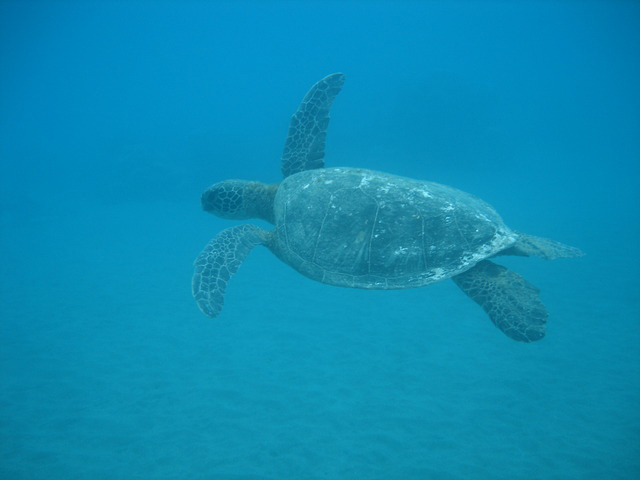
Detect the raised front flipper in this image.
<box><xmin>192</xmin><ymin>224</ymin><xmax>269</xmax><ymax>318</ymax></box>
<box><xmin>452</xmin><ymin>260</ymin><xmax>548</xmax><ymax>342</ymax></box>
<box><xmin>500</xmin><ymin>232</ymin><xmax>585</xmax><ymax>260</ymax></box>
<box><xmin>281</xmin><ymin>73</ymin><xmax>345</xmax><ymax>178</ymax></box>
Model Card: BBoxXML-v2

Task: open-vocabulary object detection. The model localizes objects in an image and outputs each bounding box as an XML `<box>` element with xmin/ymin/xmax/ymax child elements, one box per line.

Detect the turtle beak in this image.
<box><xmin>201</xmin><ymin>186</ymin><xmax>217</xmax><ymax>214</ymax></box>
<box><xmin>201</xmin><ymin>185</ymin><xmax>232</xmax><ymax>216</ymax></box>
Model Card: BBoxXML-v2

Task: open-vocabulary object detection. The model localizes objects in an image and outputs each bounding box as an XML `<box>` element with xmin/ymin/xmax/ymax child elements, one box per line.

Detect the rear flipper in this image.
<box><xmin>452</xmin><ymin>260</ymin><xmax>547</xmax><ymax>342</ymax></box>
<box><xmin>500</xmin><ymin>232</ymin><xmax>585</xmax><ymax>259</ymax></box>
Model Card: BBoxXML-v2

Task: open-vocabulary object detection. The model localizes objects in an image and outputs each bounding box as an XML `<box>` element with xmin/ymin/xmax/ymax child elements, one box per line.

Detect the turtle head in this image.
<box><xmin>201</xmin><ymin>180</ymin><xmax>249</xmax><ymax>219</ymax></box>
<box><xmin>201</xmin><ymin>179</ymin><xmax>277</xmax><ymax>224</ymax></box>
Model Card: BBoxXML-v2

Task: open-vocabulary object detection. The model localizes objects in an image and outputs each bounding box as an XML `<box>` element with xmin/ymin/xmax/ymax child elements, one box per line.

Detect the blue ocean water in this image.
<box><xmin>1</xmin><ymin>1</ymin><xmax>639</xmax><ymax>479</ymax></box>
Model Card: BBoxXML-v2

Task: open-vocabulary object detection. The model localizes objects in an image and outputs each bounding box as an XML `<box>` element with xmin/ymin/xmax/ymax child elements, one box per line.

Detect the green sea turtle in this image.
<box><xmin>192</xmin><ymin>73</ymin><xmax>583</xmax><ymax>342</ymax></box>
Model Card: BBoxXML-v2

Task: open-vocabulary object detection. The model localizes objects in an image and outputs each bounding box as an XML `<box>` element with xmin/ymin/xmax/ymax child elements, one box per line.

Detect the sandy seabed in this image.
<box><xmin>1</xmin><ymin>203</ymin><xmax>638</xmax><ymax>480</ymax></box>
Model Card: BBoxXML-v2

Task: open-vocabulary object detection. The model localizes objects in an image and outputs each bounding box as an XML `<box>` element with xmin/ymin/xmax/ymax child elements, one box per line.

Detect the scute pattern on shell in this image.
<box><xmin>272</xmin><ymin>167</ymin><xmax>517</xmax><ymax>289</ymax></box>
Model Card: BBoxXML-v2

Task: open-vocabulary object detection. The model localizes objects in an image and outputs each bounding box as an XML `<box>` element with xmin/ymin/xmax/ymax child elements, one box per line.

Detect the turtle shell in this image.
<box><xmin>271</xmin><ymin>167</ymin><xmax>516</xmax><ymax>289</ymax></box>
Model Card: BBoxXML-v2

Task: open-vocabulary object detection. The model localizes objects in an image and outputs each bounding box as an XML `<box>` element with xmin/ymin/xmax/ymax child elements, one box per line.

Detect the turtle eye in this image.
<box><xmin>201</xmin><ymin>180</ymin><xmax>246</xmax><ymax>218</ymax></box>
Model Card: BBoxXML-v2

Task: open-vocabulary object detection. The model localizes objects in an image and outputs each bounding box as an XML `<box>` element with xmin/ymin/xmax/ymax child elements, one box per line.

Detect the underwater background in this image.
<box><xmin>1</xmin><ymin>1</ymin><xmax>639</xmax><ymax>479</ymax></box>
